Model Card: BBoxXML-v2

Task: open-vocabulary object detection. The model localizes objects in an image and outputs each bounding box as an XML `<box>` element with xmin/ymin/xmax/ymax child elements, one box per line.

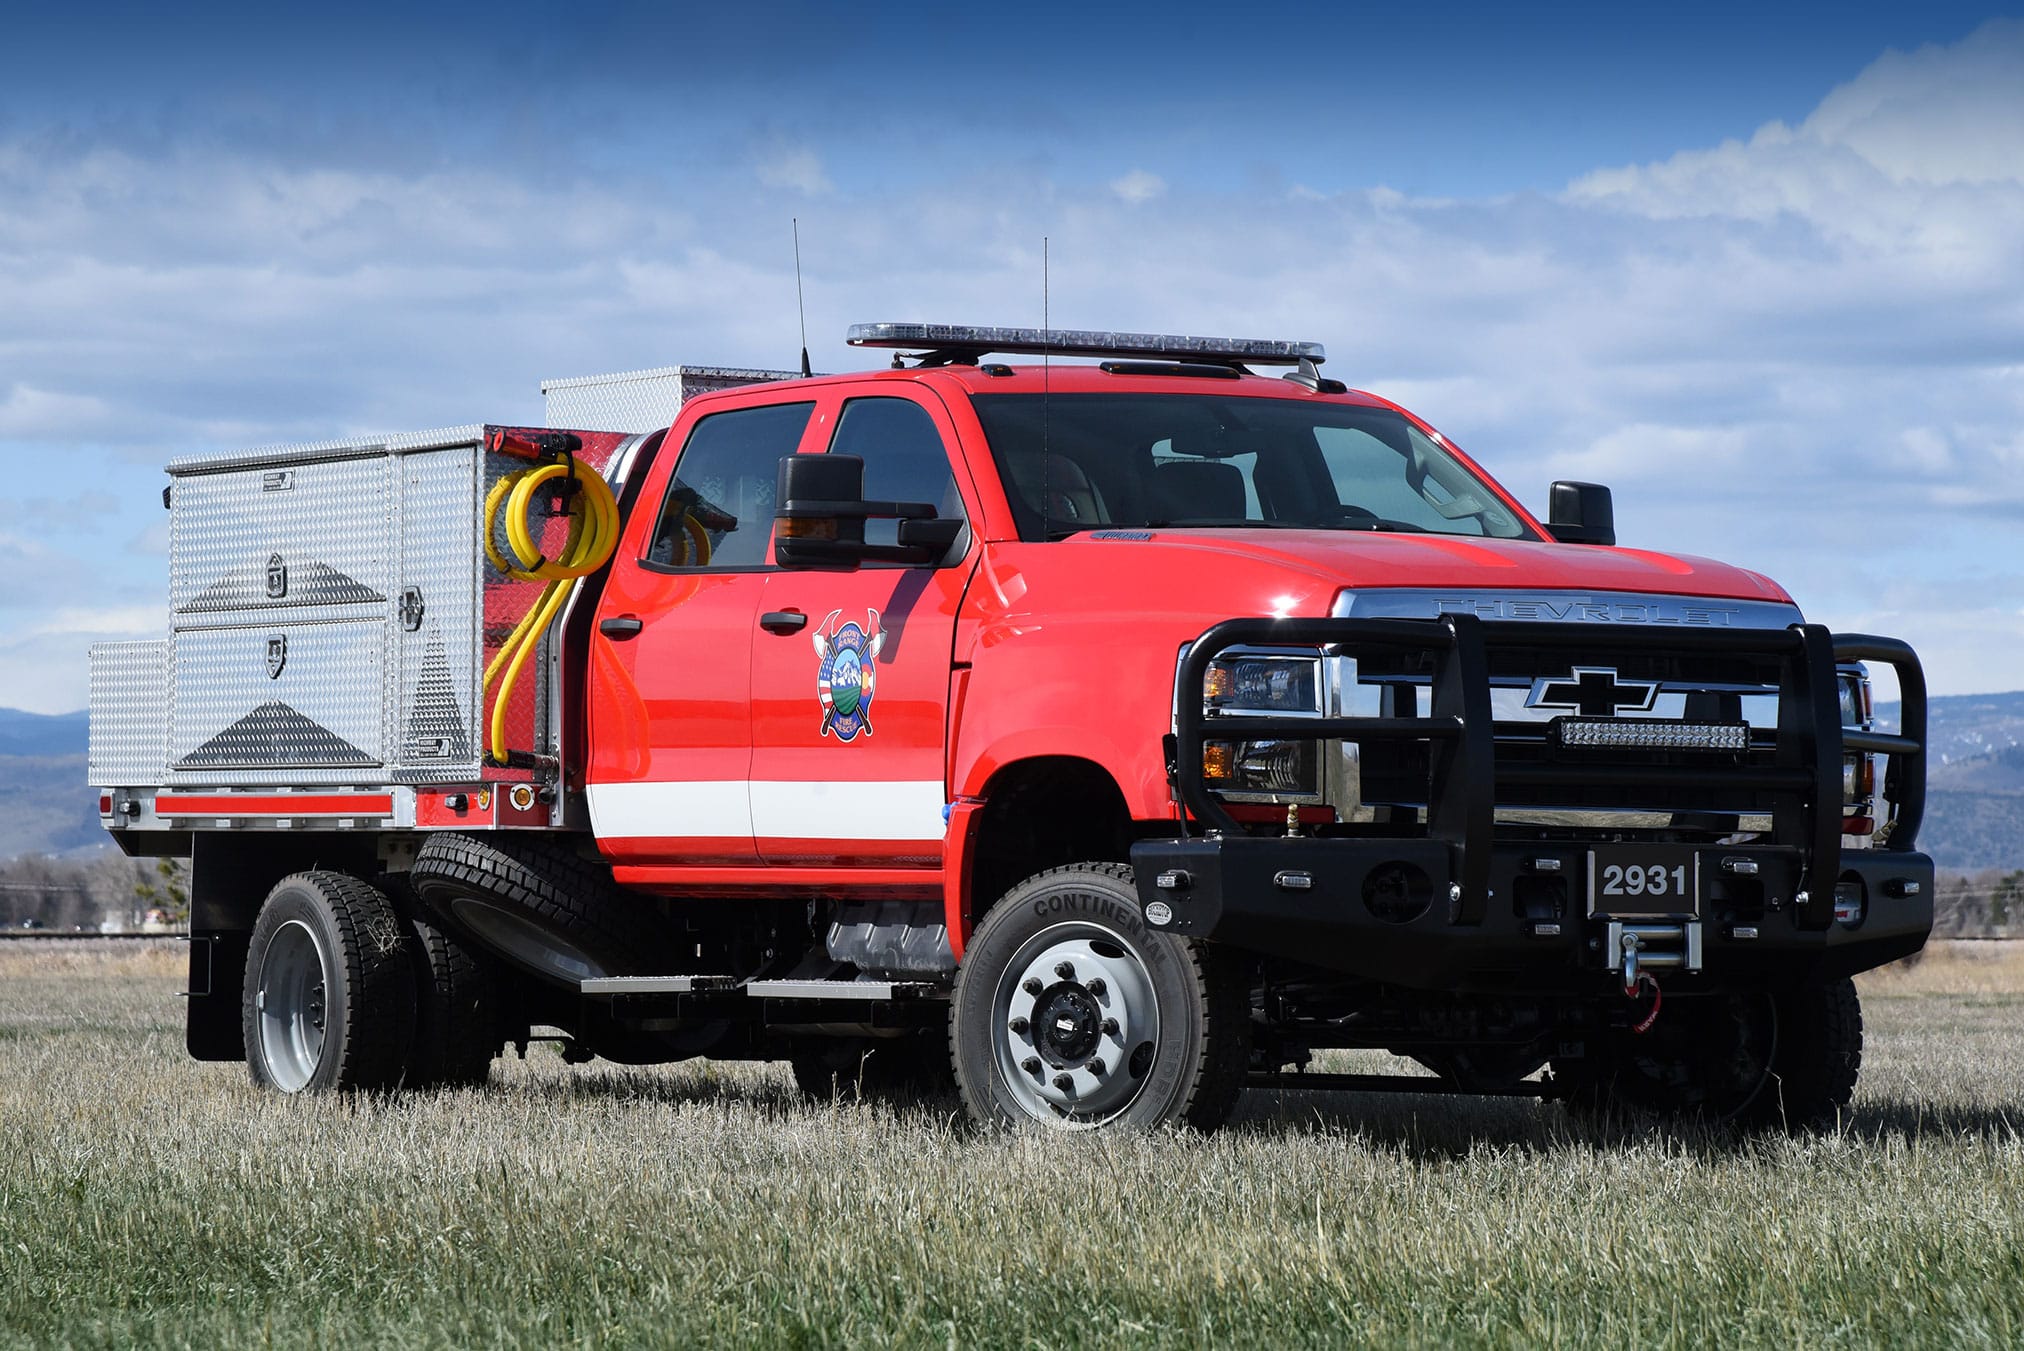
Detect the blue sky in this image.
<box><xmin>3</xmin><ymin>1</ymin><xmax>2022</xmax><ymax>711</ymax></box>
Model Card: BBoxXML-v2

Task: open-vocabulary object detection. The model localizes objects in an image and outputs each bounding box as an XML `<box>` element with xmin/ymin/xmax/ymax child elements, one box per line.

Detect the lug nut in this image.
<box><xmin>1101</xmin><ymin>1018</ymin><xmax>1119</xmax><ymax>1036</ymax></box>
<box><xmin>1086</xmin><ymin>977</ymin><xmax>1107</xmax><ymax>997</ymax></box>
<box><xmin>1022</xmin><ymin>1057</ymin><xmax>1042</xmax><ymax>1077</ymax></box>
<box><xmin>1053</xmin><ymin>1074</ymin><xmax>1075</xmax><ymax>1092</ymax></box>
<box><xmin>1023</xmin><ymin>977</ymin><xmax>1043</xmax><ymax>995</ymax></box>
<box><xmin>1087</xmin><ymin>1059</ymin><xmax>1107</xmax><ymax>1076</ymax></box>
<box><xmin>1009</xmin><ymin>1016</ymin><xmax>1030</xmax><ymax>1035</ymax></box>
<box><xmin>1055</xmin><ymin>961</ymin><xmax>1076</xmax><ymax>980</ymax></box>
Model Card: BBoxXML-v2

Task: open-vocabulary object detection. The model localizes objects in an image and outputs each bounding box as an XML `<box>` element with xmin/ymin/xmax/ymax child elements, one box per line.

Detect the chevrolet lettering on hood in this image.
<box><xmin>1338</xmin><ymin>589</ymin><xmax>1804</xmax><ymax>630</ymax></box>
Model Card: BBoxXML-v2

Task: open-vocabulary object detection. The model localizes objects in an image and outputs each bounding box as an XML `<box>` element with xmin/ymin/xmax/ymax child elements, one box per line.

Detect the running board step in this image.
<box><xmin>744</xmin><ymin>979</ymin><xmax>939</xmax><ymax>1001</ymax></box>
<box><xmin>579</xmin><ymin>975</ymin><xmax>740</xmax><ymax>995</ymax></box>
<box><xmin>577</xmin><ymin>975</ymin><xmax>943</xmax><ymax>1001</ymax></box>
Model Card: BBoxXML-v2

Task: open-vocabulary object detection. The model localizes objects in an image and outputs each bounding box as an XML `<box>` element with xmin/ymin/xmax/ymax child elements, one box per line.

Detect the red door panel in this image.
<box><xmin>751</xmin><ymin>566</ymin><xmax>969</xmax><ymax>866</ymax></box>
<box><xmin>588</xmin><ymin>570</ymin><xmax>760</xmax><ymax>865</ymax></box>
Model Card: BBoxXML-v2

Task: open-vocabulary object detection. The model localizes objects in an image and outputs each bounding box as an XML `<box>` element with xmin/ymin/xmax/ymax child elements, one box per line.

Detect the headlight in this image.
<box><xmin>1204</xmin><ymin>739</ymin><xmax>1320</xmax><ymax>795</ymax></box>
<box><xmin>1837</xmin><ymin>669</ymin><xmax>1872</xmax><ymax>729</ymax></box>
<box><xmin>1205</xmin><ymin>655</ymin><xmax>1321</xmax><ymax>713</ymax></box>
<box><xmin>1199</xmin><ymin>652</ymin><xmax>1323</xmax><ymax>798</ymax></box>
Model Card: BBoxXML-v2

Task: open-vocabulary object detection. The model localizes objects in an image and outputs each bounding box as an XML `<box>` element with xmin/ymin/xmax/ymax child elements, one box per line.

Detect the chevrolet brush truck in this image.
<box><xmin>88</xmin><ymin>323</ymin><xmax>1933</xmax><ymax>1130</ymax></box>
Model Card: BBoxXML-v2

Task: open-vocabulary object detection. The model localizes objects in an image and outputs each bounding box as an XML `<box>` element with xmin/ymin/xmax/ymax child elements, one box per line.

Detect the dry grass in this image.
<box><xmin>3</xmin><ymin>940</ymin><xmax>2023</xmax><ymax>1348</ymax></box>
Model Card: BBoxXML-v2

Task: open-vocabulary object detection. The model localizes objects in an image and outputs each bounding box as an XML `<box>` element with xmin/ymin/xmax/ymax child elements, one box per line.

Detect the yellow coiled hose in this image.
<box><xmin>482</xmin><ymin>458</ymin><xmax>620</xmax><ymax>763</ymax></box>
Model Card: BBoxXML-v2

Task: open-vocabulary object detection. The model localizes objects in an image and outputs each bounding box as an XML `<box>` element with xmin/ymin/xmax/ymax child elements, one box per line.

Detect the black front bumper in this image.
<box><xmin>1137</xmin><ymin>614</ymin><xmax>1933</xmax><ymax>993</ymax></box>
<box><xmin>1130</xmin><ymin>835</ymin><xmax>1933</xmax><ymax>991</ymax></box>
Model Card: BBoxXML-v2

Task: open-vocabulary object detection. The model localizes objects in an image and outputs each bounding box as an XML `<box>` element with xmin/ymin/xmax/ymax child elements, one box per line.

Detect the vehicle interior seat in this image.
<box><xmin>1006</xmin><ymin>452</ymin><xmax>1108</xmax><ymax>527</ymax></box>
<box><xmin>1152</xmin><ymin>459</ymin><xmax>1248</xmax><ymax>521</ymax></box>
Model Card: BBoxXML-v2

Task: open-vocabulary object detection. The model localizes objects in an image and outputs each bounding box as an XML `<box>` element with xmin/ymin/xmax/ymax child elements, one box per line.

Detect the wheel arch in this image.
<box><xmin>948</xmin><ymin>755</ymin><xmax>1137</xmax><ymax>957</ymax></box>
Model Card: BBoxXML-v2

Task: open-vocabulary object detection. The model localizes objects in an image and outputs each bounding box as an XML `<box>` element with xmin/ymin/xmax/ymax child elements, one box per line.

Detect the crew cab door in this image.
<box><xmin>586</xmin><ymin>398</ymin><xmax>818</xmax><ymax>867</ymax></box>
<box><xmin>749</xmin><ymin>390</ymin><xmax>978</xmax><ymax>872</ymax></box>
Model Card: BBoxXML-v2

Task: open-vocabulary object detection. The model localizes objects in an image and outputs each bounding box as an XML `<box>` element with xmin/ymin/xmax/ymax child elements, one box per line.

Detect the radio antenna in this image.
<box><xmin>793</xmin><ymin>218</ymin><xmax>812</xmax><ymax>379</ymax></box>
<box><xmin>1041</xmin><ymin>236</ymin><xmax>1051</xmax><ymax>534</ymax></box>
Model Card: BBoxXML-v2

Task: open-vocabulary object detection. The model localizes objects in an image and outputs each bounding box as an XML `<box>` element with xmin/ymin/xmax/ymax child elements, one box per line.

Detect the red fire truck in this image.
<box><xmin>90</xmin><ymin>323</ymin><xmax>1932</xmax><ymax>1130</ymax></box>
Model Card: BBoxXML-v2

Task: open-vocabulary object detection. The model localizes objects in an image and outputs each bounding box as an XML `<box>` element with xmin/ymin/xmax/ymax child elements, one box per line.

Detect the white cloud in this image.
<box><xmin>755</xmin><ymin>146</ymin><xmax>833</xmax><ymax>196</ymax></box>
<box><xmin>1</xmin><ymin>21</ymin><xmax>2022</xmax><ymax>709</ymax></box>
<box><xmin>1110</xmin><ymin>170</ymin><xmax>1166</xmax><ymax>204</ymax></box>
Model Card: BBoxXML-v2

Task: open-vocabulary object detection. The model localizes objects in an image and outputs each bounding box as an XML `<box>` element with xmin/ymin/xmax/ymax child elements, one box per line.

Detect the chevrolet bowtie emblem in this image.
<box><xmin>1526</xmin><ymin>666</ymin><xmax>1659</xmax><ymax>717</ymax></box>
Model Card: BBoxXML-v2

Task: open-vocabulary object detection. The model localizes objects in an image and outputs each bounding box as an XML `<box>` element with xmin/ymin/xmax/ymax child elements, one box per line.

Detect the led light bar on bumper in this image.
<box><xmin>1555</xmin><ymin>718</ymin><xmax>1750</xmax><ymax>751</ymax></box>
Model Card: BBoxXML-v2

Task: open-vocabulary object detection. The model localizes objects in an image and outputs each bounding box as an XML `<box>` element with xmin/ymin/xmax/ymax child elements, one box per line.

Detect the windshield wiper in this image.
<box><xmin>1335</xmin><ymin>517</ymin><xmax>1430</xmax><ymax>534</ymax></box>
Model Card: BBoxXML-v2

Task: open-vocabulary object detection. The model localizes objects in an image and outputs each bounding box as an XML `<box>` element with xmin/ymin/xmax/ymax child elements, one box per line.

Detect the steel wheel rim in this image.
<box><xmin>992</xmin><ymin>922</ymin><xmax>1161</xmax><ymax>1127</ymax></box>
<box><xmin>257</xmin><ymin>919</ymin><xmax>329</xmax><ymax>1092</ymax></box>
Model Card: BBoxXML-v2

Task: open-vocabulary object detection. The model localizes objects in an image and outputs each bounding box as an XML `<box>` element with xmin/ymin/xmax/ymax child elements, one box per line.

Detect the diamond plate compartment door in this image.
<box><xmin>394</xmin><ymin>444</ymin><xmax>484</xmax><ymax>781</ymax></box>
<box><xmin>170</xmin><ymin>455</ymin><xmax>393</xmax><ymax>631</ymax></box>
<box><xmin>169</xmin><ymin>621</ymin><xmax>389</xmax><ymax>785</ymax></box>
<box><xmin>89</xmin><ymin>640</ymin><xmax>169</xmax><ymax>786</ymax></box>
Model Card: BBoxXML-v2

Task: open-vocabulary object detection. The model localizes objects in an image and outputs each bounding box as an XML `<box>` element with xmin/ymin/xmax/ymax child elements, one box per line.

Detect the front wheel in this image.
<box><xmin>950</xmin><ymin>863</ymin><xmax>1249</xmax><ymax>1131</ymax></box>
<box><xmin>1556</xmin><ymin>978</ymin><xmax>1863</xmax><ymax>1132</ymax></box>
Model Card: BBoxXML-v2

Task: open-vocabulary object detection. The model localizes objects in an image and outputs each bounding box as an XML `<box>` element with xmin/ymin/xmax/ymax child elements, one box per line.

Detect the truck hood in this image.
<box><xmin>1077</xmin><ymin>528</ymin><xmax>1792</xmax><ymax>604</ymax></box>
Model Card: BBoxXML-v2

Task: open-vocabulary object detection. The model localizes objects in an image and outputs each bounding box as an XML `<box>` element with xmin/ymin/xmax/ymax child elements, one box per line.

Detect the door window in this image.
<box><xmin>645</xmin><ymin>402</ymin><xmax>815</xmax><ymax>570</ymax></box>
<box><xmin>824</xmin><ymin>397</ymin><xmax>964</xmax><ymax>556</ymax></box>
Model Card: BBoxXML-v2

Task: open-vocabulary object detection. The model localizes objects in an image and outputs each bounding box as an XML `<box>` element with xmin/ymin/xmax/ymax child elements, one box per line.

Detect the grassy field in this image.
<box><xmin>3</xmin><ymin>942</ymin><xmax>2023</xmax><ymax>1348</ymax></box>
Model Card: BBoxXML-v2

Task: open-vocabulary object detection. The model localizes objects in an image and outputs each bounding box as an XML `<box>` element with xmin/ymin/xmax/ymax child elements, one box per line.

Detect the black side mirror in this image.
<box><xmin>774</xmin><ymin>454</ymin><xmax>949</xmax><ymax>570</ymax></box>
<box><xmin>1547</xmin><ymin>480</ymin><xmax>1615</xmax><ymax>547</ymax></box>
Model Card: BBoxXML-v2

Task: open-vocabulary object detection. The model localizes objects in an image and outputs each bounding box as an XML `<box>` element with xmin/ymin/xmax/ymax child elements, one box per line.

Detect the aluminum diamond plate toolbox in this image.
<box><xmin>169</xmin><ymin>621</ymin><xmax>388</xmax><ymax>783</ymax></box>
<box><xmin>541</xmin><ymin>365</ymin><xmax>799</xmax><ymax>434</ymax></box>
<box><xmin>170</xmin><ymin>453</ymin><xmax>393</xmax><ymax>629</ymax></box>
<box><xmin>92</xmin><ymin>425</ymin><xmax>639</xmax><ymax>796</ymax></box>
<box><xmin>88</xmin><ymin>640</ymin><xmax>169</xmax><ymax>785</ymax></box>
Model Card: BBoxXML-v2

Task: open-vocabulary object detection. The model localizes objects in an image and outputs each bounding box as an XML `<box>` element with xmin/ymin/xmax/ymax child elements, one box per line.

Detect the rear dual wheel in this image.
<box><xmin>243</xmin><ymin>872</ymin><xmax>501</xmax><ymax>1093</ymax></box>
<box><xmin>243</xmin><ymin>872</ymin><xmax>414</xmax><ymax>1093</ymax></box>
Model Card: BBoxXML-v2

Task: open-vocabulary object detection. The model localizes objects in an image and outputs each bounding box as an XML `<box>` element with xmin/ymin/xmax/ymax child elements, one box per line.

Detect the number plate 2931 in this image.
<box><xmin>1588</xmin><ymin>845</ymin><xmax>1701</xmax><ymax>917</ymax></box>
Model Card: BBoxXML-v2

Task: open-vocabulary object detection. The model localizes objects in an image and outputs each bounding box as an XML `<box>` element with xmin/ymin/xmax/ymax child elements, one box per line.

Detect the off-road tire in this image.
<box><xmin>404</xmin><ymin>912</ymin><xmax>500</xmax><ymax>1089</ymax></box>
<box><xmin>1557</xmin><ymin>978</ymin><xmax>1863</xmax><ymax>1132</ymax></box>
<box><xmin>950</xmin><ymin>862</ymin><xmax>1249</xmax><ymax>1131</ymax></box>
<box><xmin>1746</xmin><ymin>977</ymin><xmax>1863</xmax><ymax>1131</ymax></box>
<box><xmin>410</xmin><ymin>832</ymin><xmax>676</xmax><ymax>987</ymax></box>
<box><xmin>790</xmin><ymin>1029</ymin><xmax>955</xmax><ymax>1106</ymax></box>
<box><xmin>242</xmin><ymin>871</ymin><xmax>415</xmax><ymax>1093</ymax></box>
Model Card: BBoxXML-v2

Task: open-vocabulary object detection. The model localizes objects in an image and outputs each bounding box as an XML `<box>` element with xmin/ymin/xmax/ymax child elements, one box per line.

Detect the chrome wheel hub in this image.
<box><xmin>257</xmin><ymin>919</ymin><xmax>330</xmax><ymax>1093</ymax></box>
<box><xmin>994</xmin><ymin>926</ymin><xmax>1160</xmax><ymax>1125</ymax></box>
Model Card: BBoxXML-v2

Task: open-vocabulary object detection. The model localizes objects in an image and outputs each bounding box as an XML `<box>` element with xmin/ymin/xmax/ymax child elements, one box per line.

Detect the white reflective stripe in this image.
<box><xmin>587</xmin><ymin>779</ymin><xmax>946</xmax><ymax>842</ymax></box>
<box><xmin>587</xmin><ymin>781</ymin><xmax>753</xmax><ymax>839</ymax></box>
<box><xmin>750</xmin><ymin>779</ymin><xmax>946</xmax><ymax>842</ymax></box>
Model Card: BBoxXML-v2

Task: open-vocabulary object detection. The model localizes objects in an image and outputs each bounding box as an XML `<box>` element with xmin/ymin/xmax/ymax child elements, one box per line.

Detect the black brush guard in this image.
<box><xmin>1130</xmin><ymin>614</ymin><xmax>1934</xmax><ymax>991</ymax></box>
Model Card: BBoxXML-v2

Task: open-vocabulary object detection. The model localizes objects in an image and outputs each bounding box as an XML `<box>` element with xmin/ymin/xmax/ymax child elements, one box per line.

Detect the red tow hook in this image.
<box><xmin>1629</xmin><ymin>972</ymin><xmax>1663</xmax><ymax>1035</ymax></box>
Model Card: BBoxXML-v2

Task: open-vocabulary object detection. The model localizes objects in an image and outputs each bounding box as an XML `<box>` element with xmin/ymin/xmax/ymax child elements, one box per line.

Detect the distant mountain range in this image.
<box><xmin>0</xmin><ymin>712</ymin><xmax>98</xmax><ymax>860</ymax></box>
<box><xmin>1874</xmin><ymin>691</ymin><xmax>2024</xmax><ymax>870</ymax></box>
<box><xmin>9</xmin><ymin>695</ymin><xmax>2024</xmax><ymax>870</ymax></box>
<box><xmin>0</xmin><ymin>709</ymin><xmax>89</xmax><ymax>758</ymax></box>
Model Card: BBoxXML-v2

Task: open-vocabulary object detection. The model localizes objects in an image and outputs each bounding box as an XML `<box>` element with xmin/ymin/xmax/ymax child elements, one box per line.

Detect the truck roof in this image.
<box><xmin>685</xmin><ymin>360</ymin><xmax>1400</xmax><ymax>408</ymax></box>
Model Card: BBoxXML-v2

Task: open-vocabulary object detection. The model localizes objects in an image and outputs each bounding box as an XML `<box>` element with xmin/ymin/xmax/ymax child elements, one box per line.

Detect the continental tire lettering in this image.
<box><xmin>1030</xmin><ymin>890</ymin><xmax>1166</xmax><ymax>967</ymax></box>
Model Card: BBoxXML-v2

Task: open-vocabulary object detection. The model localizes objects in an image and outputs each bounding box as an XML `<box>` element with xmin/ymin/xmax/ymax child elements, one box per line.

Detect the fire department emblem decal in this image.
<box><xmin>813</xmin><ymin>609</ymin><xmax>884</xmax><ymax>741</ymax></box>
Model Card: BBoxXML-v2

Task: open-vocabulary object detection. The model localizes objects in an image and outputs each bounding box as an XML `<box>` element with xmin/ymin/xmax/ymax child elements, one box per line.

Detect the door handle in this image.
<box><xmin>599</xmin><ymin>615</ymin><xmax>643</xmax><ymax>639</ymax></box>
<box><xmin>760</xmin><ymin>610</ymin><xmax>808</xmax><ymax>635</ymax></box>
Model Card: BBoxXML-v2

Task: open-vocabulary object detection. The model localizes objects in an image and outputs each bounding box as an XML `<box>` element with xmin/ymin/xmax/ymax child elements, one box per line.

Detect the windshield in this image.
<box><xmin>971</xmin><ymin>393</ymin><xmax>1535</xmax><ymax>542</ymax></box>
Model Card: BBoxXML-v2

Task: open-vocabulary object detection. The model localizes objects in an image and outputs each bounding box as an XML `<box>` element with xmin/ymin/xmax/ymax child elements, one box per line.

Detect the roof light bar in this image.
<box><xmin>846</xmin><ymin>322</ymin><xmax>1325</xmax><ymax>368</ymax></box>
